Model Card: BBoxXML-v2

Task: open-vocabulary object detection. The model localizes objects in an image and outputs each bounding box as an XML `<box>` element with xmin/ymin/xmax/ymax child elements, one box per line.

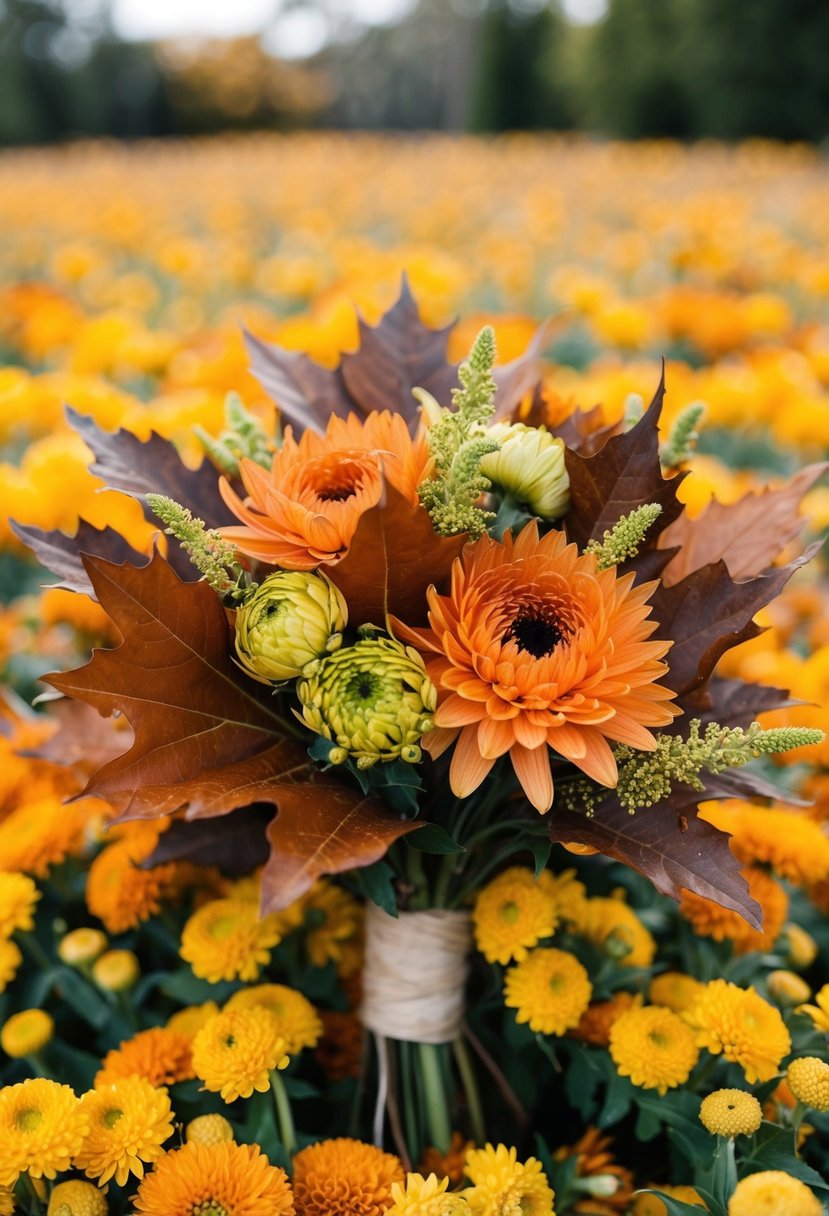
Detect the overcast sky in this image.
<box><xmin>110</xmin><ymin>0</ymin><xmax>607</xmax><ymax>56</ymax></box>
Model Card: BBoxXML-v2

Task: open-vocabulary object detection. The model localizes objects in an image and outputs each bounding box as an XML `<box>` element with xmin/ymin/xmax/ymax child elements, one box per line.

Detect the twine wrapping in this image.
<box><xmin>361</xmin><ymin>904</ymin><xmax>472</xmax><ymax>1045</ymax></box>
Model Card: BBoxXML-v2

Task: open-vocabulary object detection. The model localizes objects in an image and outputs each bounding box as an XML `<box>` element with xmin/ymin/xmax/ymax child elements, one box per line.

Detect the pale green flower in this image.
<box><xmin>235</xmin><ymin>571</ymin><xmax>346</xmax><ymax>683</ymax></box>
<box><xmin>480</xmin><ymin>422</ymin><xmax>570</xmax><ymax>518</ymax></box>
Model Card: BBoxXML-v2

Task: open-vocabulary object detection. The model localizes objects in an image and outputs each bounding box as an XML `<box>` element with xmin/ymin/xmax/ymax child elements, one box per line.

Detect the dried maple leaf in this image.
<box><xmin>325</xmin><ymin>484</ymin><xmax>467</xmax><ymax>627</ymax></box>
<box><xmin>562</xmin><ymin>367</ymin><xmax>686</xmax><ymax>552</ymax></box>
<box><xmin>658</xmin><ymin>463</ymin><xmax>827</xmax><ymax>586</ymax></box>
<box><xmin>28</xmin><ymin>699</ymin><xmax>133</xmax><ymax>782</ymax></box>
<box><xmin>548</xmin><ymin>782</ymin><xmax>762</xmax><ymax>927</ymax></box>
<box><xmin>10</xmin><ymin>519</ymin><xmax>150</xmax><ymax>599</ymax></box>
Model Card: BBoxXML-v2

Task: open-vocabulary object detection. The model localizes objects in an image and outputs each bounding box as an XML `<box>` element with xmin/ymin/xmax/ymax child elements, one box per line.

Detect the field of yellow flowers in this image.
<box><xmin>1</xmin><ymin>132</ymin><xmax>829</xmax><ymax>1216</ymax></box>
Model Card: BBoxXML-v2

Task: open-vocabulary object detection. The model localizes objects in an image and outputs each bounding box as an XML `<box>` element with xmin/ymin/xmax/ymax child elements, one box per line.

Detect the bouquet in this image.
<box><xmin>13</xmin><ymin>280</ymin><xmax>827</xmax><ymax>1200</ymax></box>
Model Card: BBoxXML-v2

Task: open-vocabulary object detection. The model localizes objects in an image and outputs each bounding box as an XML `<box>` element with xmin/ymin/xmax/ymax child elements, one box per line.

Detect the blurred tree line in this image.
<box><xmin>1</xmin><ymin>0</ymin><xmax>828</xmax><ymax>145</ymax></box>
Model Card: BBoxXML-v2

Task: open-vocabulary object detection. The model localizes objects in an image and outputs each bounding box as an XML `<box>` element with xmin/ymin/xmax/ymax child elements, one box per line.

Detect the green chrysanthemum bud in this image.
<box><xmin>235</xmin><ymin>571</ymin><xmax>347</xmax><ymax>683</ymax></box>
<box><xmin>480</xmin><ymin>422</ymin><xmax>570</xmax><ymax>519</ymax></box>
<box><xmin>297</xmin><ymin>636</ymin><xmax>436</xmax><ymax>767</ymax></box>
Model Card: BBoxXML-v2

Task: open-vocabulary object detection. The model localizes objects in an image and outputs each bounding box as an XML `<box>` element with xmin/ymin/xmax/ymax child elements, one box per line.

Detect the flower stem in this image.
<box><xmin>452</xmin><ymin>1035</ymin><xmax>485</xmax><ymax>1145</ymax></box>
<box><xmin>16</xmin><ymin>1172</ymin><xmax>43</xmax><ymax>1214</ymax></box>
<box><xmin>418</xmin><ymin>1042</ymin><xmax>451</xmax><ymax>1153</ymax></box>
<box><xmin>270</xmin><ymin>1069</ymin><xmax>297</xmax><ymax>1157</ymax></box>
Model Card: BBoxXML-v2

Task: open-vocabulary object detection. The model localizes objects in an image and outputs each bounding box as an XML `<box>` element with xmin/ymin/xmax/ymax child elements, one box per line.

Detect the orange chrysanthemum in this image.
<box><xmin>133</xmin><ymin>1141</ymin><xmax>295</xmax><ymax>1216</ymax></box>
<box><xmin>396</xmin><ymin>523</ymin><xmax>677</xmax><ymax>811</ymax></box>
<box><xmin>95</xmin><ymin>1027</ymin><xmax>195</xmax><ymax>1087</ymax></box>
<box><xmin>85</xmin><ymin>828</ymin><xmax>176</xmax><ymax>935</ymax></box>
<box><xmin>680</xmin><ymin>866</ymin><xmax>789</xmax><ymax>953</ymax></box>
<box><xmin>220</xmin><ymin>412</ymin><xmax>430</xmax><ymax>568</ymax></box>
<box><xmin>292</xmin><ymin>1137</ymin><xmax>404</xmax><ymax>1216</ymax></box>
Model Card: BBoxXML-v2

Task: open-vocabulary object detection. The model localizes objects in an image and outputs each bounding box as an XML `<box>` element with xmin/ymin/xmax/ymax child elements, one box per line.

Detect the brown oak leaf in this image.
<box><xmin>325</xmin><ymin>484</ymin><xmax>467</xmax><ymax>627</ymax></box>
<box><xmin>562</xmin><ymin>367</ymin><xmax>686</xmax><ymax>552</ymax></box>
<box><xmin>658</xmin><ymin>463</ymin><xmax>827</xmax><ymax>586</ymax></box>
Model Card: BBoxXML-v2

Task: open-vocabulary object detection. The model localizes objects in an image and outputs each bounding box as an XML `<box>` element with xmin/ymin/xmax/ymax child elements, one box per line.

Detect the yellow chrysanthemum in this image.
<box><xmin>797</xmin><ymin>983</ymin><xmax>829</xmax><ymax>1033</ymax></box>
<box><xmin>90</xmin><ymin>949</ymin><xmax>139</xmax><ymax>993</ymax></box>
<box><xmin>192</xmin><ymin>1007</ymin><xmax>289</xmax><ymax>1102</ymax></box>
<box><xmin>180</xmin><ymin>898</ymin><xmax>282</xmax><ymax>983</ymax></box>
<box><xmin>0</xmin><ymin>938</ymin><xmax>21</xmax><ymax>994</ymax></box>
<box><xmin>0</xmin><ymin>872</ymin><xmax>39</xmax><ymax>939</ymax></box>
<box><xmin>609</xmin><ymin>1006</ymin><xmax>699</xmax><ymax>1095</ymax></box>
<box><xmin>299</xmin><ymin>880</ymin><xmax>364</xmax><ymax>973</ymax></box>
<box><xmin>473</xmin><ymin>868</ymin><xmax>558</xmax><ymax>965</ymax></box>
<box><xmin>75</xmin><ymin>1076</ymin><xmax>173</xmax><ymax>1186</ymax></box>
<box><xmin>58</xmin><ymin>927</ymin><xmax>107</xmax><ymax>967</ymax></box>
<box><xmin>86</xmin><ymin>834</ymin><xmax>176</xmax><ymax>935</ymax></box>
<box><xmin>133</xmin><ymin>1140</ymin><xmax>295</xmax><ymax>1215</ymax></box>
<box><xmin>573</xmin><ymin>897</ymin><xmax>655</xmax><ymax>967</ymax></box>
<box><xmin>167</xmin><ymin>1001</ymin><xmax>220</xmax><ymax>1040</ymax></box>
<box><xmin>504</xmin><ymin>948</ymin><xmax>592</xmax><ymax>1035</ymax></box>
<box><xmin>787</xmin><ymin>1057</ymin><xmax>829</xmax><ymax>1111</ymax></box>
<box><xmin>545</xmin><ymin>869</ymin><xmax>589</xmax><ymax>925</ymax></box>
<box><xmin>388</xmin><ymin>1173</ymin><xmax>468</xmax><ymax>1215</ymax></box>
<box><xmin>631</xmin><ymin>1187</ymin><xmax>704</xmax><ymax>1215</ymax></box>
<box><xmin>47</xmin><ymin>1179</ymin><xmax>108</xmax><ymax>1216</ymax></box>
<box><xmin>699</xmin><ymin>1089</ymin><xmax>763</xmax><ymax>1137</ymax></box>
<box><xmin>0</xmin><ymin>796</ymin><xmax>95</xmax><ymax>878</ymax></box>
<box><xmin>292</xmin><ymin>1137</ymin><xmax>404</xmax><ymax>1216</ymax></box>
<box><xmin>462</xmin><ymin>1143</ymin><xmax>555</xmax><ymax>1216</ymax></box>
<box><xmin>0</xmin><ymin>1187</ymin><xmax>12</xmax><ymax>1216</ymax></box>
<box><xmin>648</xmin><ymin>972</ymin><xmax>705</xmax><ymax>1015</ymax></box>
<box><xmin>185</xmin><ymin>1113</ymin><xmax>234</xmax><ymax>1145</ymax></box>
<box><xmin>0</xmin><ymin>1078</ymin><xmax>89</xmax><ymax>1186</ymax></box>
<box><xmin>225</xmin><ymin>984</ymin><xmax>322</xmax><ymax>1054</ymax></box>
<box><xmin>1</xmin><ymin>1009</ymin><xmax>53</xmax><ymax>1058</ymax></box>
<box><xmin>679</xmin><ymin>866</ymin><xmax>788</xmax><ymax>953</ymax></box>
<box><xmin>95</xmin><ymin>1026</ymin><xmax>194</xmax><ymax>1087</ymax></box>
<box><xmin>728</xmin><ymin>1170</ymin><xmax>822</xmax><ymax>1216</ymax></box>
<box><xmin>685</xmin><ymin>979</ymin><xmax>791</xmax><ymax>1083</ymax></box>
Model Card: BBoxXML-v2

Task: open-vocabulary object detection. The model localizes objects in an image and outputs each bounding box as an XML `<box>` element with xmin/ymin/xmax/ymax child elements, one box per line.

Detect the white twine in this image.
<box><xmin>361</xmin><ymin>904</ymin><xmax>472</xmax><ymax>1045</ymax></box>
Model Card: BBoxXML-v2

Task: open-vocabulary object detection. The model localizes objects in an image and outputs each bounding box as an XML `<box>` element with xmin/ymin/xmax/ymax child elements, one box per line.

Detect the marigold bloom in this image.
<box><xmin>570</xmin><ymin>992</ymin><xmax>640</xmax><ymax>1048</ymax></box>
<box><xmin>186</xmin><ymin>1113</ymin><xmax>234</xmax><ymax>1145</ymax></box>
<box><xmin>1</xmin><ymin>1009</ymin><xmax>53</xmax><ymax>1058</ymax></box>
<box><xmin>504</xmin><ymin>947</ymin><xmax>592</xmax><ymax>1035</ymax></box>
<box><xmin>609</xmin><ymin>1006</ymin><xmax>698</xmax><ymax>1095</ymax></box>
<box><xmin>0</xmin><ymin>939</ymin><xmax>21</xmax><ymax>994</ymax></box>
<box><xmin>699</xmin><ymin>1089</ymin><xmax>762</xmax><ymax>1137</ymax></box>
<box><xmin>292</xmin><ymin>1137</ymin><xmax>404</xmax><ymax>1216</ymax></box>
<box><xmin>797</xmin><ymin>982</ymin><xmax>829</xmax><ymax>1033</ymax></box>
<box><xmin>180</xmin><ymin>898</ymin><xmax>282</xmax><ymax>983</ymax></box>
<box><xmin>167</xmin><ymin>1001</ymin><xmax>221</xmax><ymax>1040</ymax></box>
<box><xmin>226</xmin><ymin>984</ymin><xmax>322</xmax><ymax>1054</ymax></box>
<box><xmin>462</xmin><ymin>1143</ymin><xmax>554</xmax><ymax>1216</ymax></box>
<box><xmin>0</xmin><ymin>1077</ymin><xmax>88</xmax><ymax>1186</ymax></box>
<box><xmin>0</xmin><ymin>872</ymin><xmax>39</xmax><ymax>938</ymax></box>
<box><xmin>701</xmin><ymin>802</ymin><xmax>829</xmax><ymax>887</ymax></box>
<box><xmin>473</xmin><ymin>867</ymin><xmax>558</xmax><ymax>964</ymax></box>
<box><xmin>86</xmin><ymin>835</ymin><xmax>176</xmax><ymax>935</ymax></box>
<box><xmin>679</xmin><ymin>866</ymin><xmax>788</xmax><ymax>953</ymax></box>
<box><xmin>388</xmin><ymin>1173</ymin><xmax>469</xmax><ymax>1215</ymax></box>
<box><xmin>648</xmin><ymin>972</ymin><xmax>704</xmax><ymax>1014</ymax></box>
<box><xmin>96</xmin><ymin>1026</ymin><xmax>194</xmax><ymax>1087</ymax></box>
<box><xmin>396</xmin><ymin>522</ymin><xmax>677</xmax><ymax>811</ymax></box>
<box><xmin>728</xmin><ymin>1170</ymin><xmax>822</xmax><ymax>1216</ymax></box>
<box><xmin>787</xmin><ymin>1057</ymin><xmax>829</xmax><ymax>1111</ymax></box>
<box><xmin>133</xmin><ymin>1140</ymin><xmax>295</xmax><ymax>1216</ymax></box>
<box><xmin>0</xmin><ymin>796</ymin><xmax>94</xmax><ymax>878</ymax></box>
<box><xmin>685</xmin><ymin>979</ymin><xmax>791</xmax><ymax>1083</ymax></box>
<box><xmin>47</xmin><ymin>1179</ymin><xmax>108</xmax><ymax>1216</ymax></box>
<box><xmin>220</xmin><ymin>411</ymin><xmax>430</xmax><ymax>568</ymax></box>
<box><xmin>575</xmin><ymin>896</ymin><xmax>655</xmax><ymax>967</ymax></box>
<box><xmin>315</xmin><ymin>1010</ymin><xmax>364</xmax><ymax>1081</ymax></box>
<box><xmin>75</xmin><ymin>1077</ymin><xmax>173</xmax><ymax>1186</ymax></box>
<box><xmin>192</xmin><ymin>1007</ymin><xmax>289</xmax><ymax>1102</ymax></box>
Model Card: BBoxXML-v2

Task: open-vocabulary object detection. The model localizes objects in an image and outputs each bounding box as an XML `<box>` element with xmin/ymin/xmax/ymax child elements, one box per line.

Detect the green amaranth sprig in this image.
<box><xmin>661</xmin><ymin>401</ymin><xmax>706</xmax><ymax>469</ymax></box>
<box><xmin>147</xmin><ymin>493</ymin><xmax>249</xmax><ymax>601</ymax></box>
<box><xmin>558</xmin><ymin>719</ymin><xmax>825</xmax><ymax>816</ymax></box>
<box><xmin>195</xmin><ymin>391</ymin><xmax>273</xmax><ymax>476</ymax></box>
<box><xmin>586</xmin><ymin>503</ymin><xmax>662</xmax><ymax>570</ymax></box>
<box><xmin>417</xmin><ymin>326</ymin><xmax>499</xmax><ymax>538</ymax></box>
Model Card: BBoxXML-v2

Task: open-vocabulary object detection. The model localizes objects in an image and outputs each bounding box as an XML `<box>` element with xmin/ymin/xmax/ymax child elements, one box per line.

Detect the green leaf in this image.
<box><xmin>526</xmin><ymin>835</ymin><xmax>552</xmax><ymax>877</ymax></box>
<box><xmin>645</xmin><ymin>1192</ymin><xmax>709</xmax><ymax>1215</ymax></box>
<box><xmin>355</xmin><ymin>860</ymin><xmax>398</xmax><ymax>916</ymax></box>
<box><xmin>597</xmin><ymin>1067</ymin><xmax>634</xmax><ymax>1128</ymax></box>
<box><xmin>160</xmin><ymin>969</ymin><xmax>238</xmax><ymax>1006</ymax></box>
<box><xmin>406</xmin><ymin>824</ymin><xmax>466</xmax><ymax>854</ymax></box>
<box><xmin>53</xmin><ymin>968</ymin><xmax>111</xmax><ymax>1029</ymax></box>
<box><xmin>635</xmin><ymin>1102</ymin><xmax>663</xmax><ymax>1142</ymax></box>
<box><xmin>743</xmin><ymin>1146</ymin><xmax>829</xmax><ymax>1192</ymax></box>
<box><xmin>563</xmin><ymin>1047</ymin><xmax>604</xmax><ymax>1118</ymax></box>
<box><xmin>283</xmin><ymin>1077</ymin><xmax>320</xmax><ymax>1100</ymax></box>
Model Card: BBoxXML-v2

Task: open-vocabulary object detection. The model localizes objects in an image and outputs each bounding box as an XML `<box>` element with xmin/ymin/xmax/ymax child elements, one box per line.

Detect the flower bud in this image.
<box><xmin>298</xmin><ymin>636</ymin><xmax>436</xmax><ymax>767</ymax></box>
<box><xmin>768</xmin><ymin>969</ymin><xmax>811</xmax><ymax>1008</ymax></box>
<box><xmin>784</xmin><ymin>922</ymin><xmax>818</xmax><ymax>970</ymax></box>
<box><xmin>47</xmin><ymin>1179</ymin><xmax>109</xmax><ymax>1215</ymax></box>
<box><xmin>92</xmin><ymin>948</ymin><xmax>140</xmax><ymax>992</ymax></box>
<box><xmin>186</xmin><ymin>1112</ymin><xmax>235</xmax><ymax>1145</ymax></box>
<box><xmin>59</xmin><ymin>927</ymin><xmax>108</xmax><ymax>968</ymax></box>
<box><xmin>235</xmin><ymin>571</ymin><xmax>347</xmax><ymax>683</ymax></box>
<box><xmin>787</xmin><ymin>1056</ymin><xmax>829</xmax><ymax>1112</ymax></box>
<box><xmin>1</xmin><ymin>1008</ymin><xmax>54</xmax><ymax>1058</ymax></box>
<box><xmin>480</xmin><ymin>422</ymin><xmax>570</xmax><ymax>518</ymax></box>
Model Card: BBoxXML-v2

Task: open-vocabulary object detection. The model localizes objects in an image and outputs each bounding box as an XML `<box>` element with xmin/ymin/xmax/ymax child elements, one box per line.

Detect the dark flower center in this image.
<box><xmin>317</xmin><ymin>483</ymin><xmax>357</xmax><ymax>502</ymax></box>
<box><xmin>505</xmin><ymin>612</ymin><xmax>566</xmax><ymax>658</ymax></box>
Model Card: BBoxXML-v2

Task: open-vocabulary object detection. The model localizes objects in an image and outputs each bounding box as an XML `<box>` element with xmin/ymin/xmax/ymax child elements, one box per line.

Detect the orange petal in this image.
<box><xmin>476</xmin><ymin>715</ymin><xmax>515</xmax><ymax>760</ymax></box>
<box><xmin>435</xmin><ymin>694</ymin><xmax>487</xmax><ymax>729</ymax></box>
<box><xmin>510</xmin><ymin>743</ymin><xmax>554</xmax><ymax>813</ymax></box>
<box><xmin>449</xmin><ymin>725</ymin><xmax>496</xmax><ymax>798</ymax></box>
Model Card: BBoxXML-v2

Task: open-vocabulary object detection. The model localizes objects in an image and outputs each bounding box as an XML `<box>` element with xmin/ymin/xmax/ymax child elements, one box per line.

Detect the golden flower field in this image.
<box><xmin>0</xmin><ymin>132</ymin><xmax>829</xmax><ymax>1215</ymax></box>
